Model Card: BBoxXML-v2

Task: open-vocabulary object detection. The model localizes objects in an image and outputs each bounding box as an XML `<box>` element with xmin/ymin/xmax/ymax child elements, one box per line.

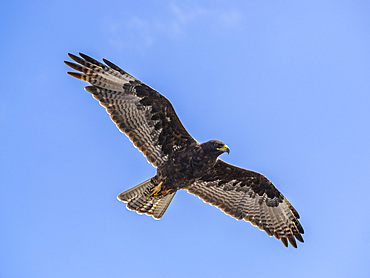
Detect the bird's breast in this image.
<box><xmin>157</xmin><ymin>146</ymin><xmax>218</xmax><ymax>189</ymax></box>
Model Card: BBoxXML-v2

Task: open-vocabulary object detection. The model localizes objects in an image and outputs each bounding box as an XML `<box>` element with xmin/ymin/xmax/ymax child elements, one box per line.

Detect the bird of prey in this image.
<box><xmin>65</xmin><ymin>53</ymin><xmax>304</xmax><ymax>248</ymax></box>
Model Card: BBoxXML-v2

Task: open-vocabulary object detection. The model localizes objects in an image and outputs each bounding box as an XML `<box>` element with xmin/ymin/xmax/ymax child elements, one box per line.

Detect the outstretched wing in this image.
<box><xmin>187</xmin><ymin>160</ymin><xmax>304</xmax><ymax>248</ymax></box>
<box><xmin>65</xmin><ymin>53</ymin><xmax>196</xmax><ymax>167</ymax></box>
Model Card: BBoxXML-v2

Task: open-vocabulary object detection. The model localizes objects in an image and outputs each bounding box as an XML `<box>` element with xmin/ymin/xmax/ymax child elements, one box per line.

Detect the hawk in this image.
<box><xmin>65</xmin><ymin>53</ymin><xmax>304</xmax><ymax>248</ymax></box>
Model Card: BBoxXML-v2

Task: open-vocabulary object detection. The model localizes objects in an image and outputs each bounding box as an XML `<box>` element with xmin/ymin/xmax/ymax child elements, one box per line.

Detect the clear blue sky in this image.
<box><xmin>1</xmin><ymin>1</ymin><xmax>370</xmax><ymax>277</ymax></box>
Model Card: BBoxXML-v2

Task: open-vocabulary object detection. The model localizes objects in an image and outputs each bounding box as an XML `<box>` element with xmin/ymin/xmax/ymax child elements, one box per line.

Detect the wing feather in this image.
<box><xmin>65</xmin><ymin>53</ymin><xmax>196</xmax><ymax>167</ymax></box>
<box><xmin>187</xmin><ymin>159</ymin><xmax>304</xmax><ymax>248</ymax></box>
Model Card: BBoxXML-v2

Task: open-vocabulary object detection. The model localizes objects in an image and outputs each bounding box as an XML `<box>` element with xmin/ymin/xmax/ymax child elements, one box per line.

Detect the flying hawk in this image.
<box><xmin>65</xmin><ymin>53</ymin><xmax>304</xmax><ymax>248</ymax></box>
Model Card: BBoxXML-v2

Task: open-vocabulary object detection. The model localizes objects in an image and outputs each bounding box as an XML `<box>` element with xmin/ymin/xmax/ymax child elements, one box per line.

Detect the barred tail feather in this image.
<box><xmin>117</xmin><ymin>179</ymin><xmax>152</xmax><ymax>202</ymax></box>
<box><xmin>153</xmin><ymin>193</ymin><xmax>176</xmax><ymax>219</ymax></box>
<box><xmin>117</xmin><ymin>179</ymin><xmax>176</xmax><ymax>219</ymax></box>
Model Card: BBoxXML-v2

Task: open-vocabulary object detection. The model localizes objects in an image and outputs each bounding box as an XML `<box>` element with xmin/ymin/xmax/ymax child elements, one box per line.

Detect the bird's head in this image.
<box><xmin>202</xmin><ymin>140</ymin><xmax>230</xmax><ymax>156</ymax></box>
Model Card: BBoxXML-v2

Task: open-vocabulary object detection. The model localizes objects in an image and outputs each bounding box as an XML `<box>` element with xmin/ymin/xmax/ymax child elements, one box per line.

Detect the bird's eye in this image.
<box><xmin>214</xmin><ymin>142</ymin><xmax>222</xmax><ymax>148</ymax></box>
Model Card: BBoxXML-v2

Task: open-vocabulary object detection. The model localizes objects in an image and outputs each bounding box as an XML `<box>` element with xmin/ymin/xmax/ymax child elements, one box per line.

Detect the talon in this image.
<box><xmin>150</xmin><ymin>181</ymin><xmax>163</xmax><ymax>196</ymax></box>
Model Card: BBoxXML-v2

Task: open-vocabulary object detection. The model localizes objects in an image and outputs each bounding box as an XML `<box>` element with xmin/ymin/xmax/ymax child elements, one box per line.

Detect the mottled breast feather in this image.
<box><xmin>187</xmin><ymin>159</ymin><xmax>304</xmax><ymax>248</ymax></box>
<box><xmin>65</xmin><ymin>53</ymin><xmax>196</xmax><ymax>167</ymax></box>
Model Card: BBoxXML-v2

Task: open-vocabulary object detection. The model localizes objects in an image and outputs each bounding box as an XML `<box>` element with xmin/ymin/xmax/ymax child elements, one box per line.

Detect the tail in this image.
<box><xmin>117</xmin><ymin>179</ymin><xmax>176</xmax><ymax>219</ymax></box>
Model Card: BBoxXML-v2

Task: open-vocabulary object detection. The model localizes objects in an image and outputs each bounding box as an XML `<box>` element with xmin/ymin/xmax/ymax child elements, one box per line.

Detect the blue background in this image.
<box><xmin>2</xmin><ymin>1</ymin><xmax>370</xmax><ymax>277</ymax></box>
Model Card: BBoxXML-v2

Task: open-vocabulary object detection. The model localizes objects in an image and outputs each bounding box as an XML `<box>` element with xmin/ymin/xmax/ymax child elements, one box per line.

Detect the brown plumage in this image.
<box><xmin>65</xmin><ymin>53</ymin><xmax>304</xmax><ymax>248</ymax></box>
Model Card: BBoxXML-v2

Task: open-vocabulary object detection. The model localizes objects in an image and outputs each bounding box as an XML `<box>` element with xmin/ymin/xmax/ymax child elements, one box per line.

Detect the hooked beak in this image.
<box><xmin>217</xmin><ymin>144</ymin><xmax>230</xmax><ymax>154</ymax></box>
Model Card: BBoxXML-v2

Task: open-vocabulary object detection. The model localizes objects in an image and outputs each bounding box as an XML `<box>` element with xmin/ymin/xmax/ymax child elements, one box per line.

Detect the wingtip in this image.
<box><xmin>281</xmin><ymin>237</ymin><xmax>288</xmax><ymax>247</ymax></box>
<box><xmin>295</xmin><ymin>232</ymin><xmax>304</xmax><ymax>243</ymax></box>
<box><xmin>79</xmin><ymin>52</ymin><xmax>90</xmax><ymax>60</ymax></box>
<box><xmin>102</xmin><ymin>58</ymin><xmax>116</xmax><ymax>68</ymax></box>
<box><xmin>84</xmin><ymin>86</ymin><xmax>96</xmax><ymax>94</ymax></box>
<box><xmin>102</xmin><ymin>58</ymin><xmax>114</xmax><ymax>68</ymax></box>
<box><xmin>67</xmin><ymin>53</ymin><xmax>85</xmax><ymax>64</ymax></box>
<box><xmin>288</xmin><ymin>236</ymin><xmax>298</xmax><ymax>248</ymax></box>
<box><xmin>103</xmin><ymin>58</ymin><xmax>129</xmax><ymax>75</ymax></box>
<box><xmin>68</xmin><ymin>53</ymin><xmax>77</xmax><ymax>60</ymax></box>
<box><xmin>64</xmin><ymin>60</ymin><xmax>75</xmax><ymax>68</ymax></box>
<box><xmin>280</xmin><ymin>234</ymin><xmax>303</xmax><ymax>248</ymax></box>
<box><xmin>67</xmin><ymin>71</ymin><xmax>83</xmax><ymax>79</ymax></box>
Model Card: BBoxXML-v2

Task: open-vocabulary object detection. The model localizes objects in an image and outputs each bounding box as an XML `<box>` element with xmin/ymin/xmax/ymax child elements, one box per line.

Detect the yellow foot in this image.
<box><xmin>150</xmin><ymin>181</ymin><xmax>163</xmax><ymax>196</ymax></box>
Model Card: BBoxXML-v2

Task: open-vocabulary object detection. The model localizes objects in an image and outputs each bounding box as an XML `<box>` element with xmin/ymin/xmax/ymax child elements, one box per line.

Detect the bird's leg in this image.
<box><xmin>150</xmin><ymin>181</ymin><xmax>163</xmax><ymax>196</ymax></box>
